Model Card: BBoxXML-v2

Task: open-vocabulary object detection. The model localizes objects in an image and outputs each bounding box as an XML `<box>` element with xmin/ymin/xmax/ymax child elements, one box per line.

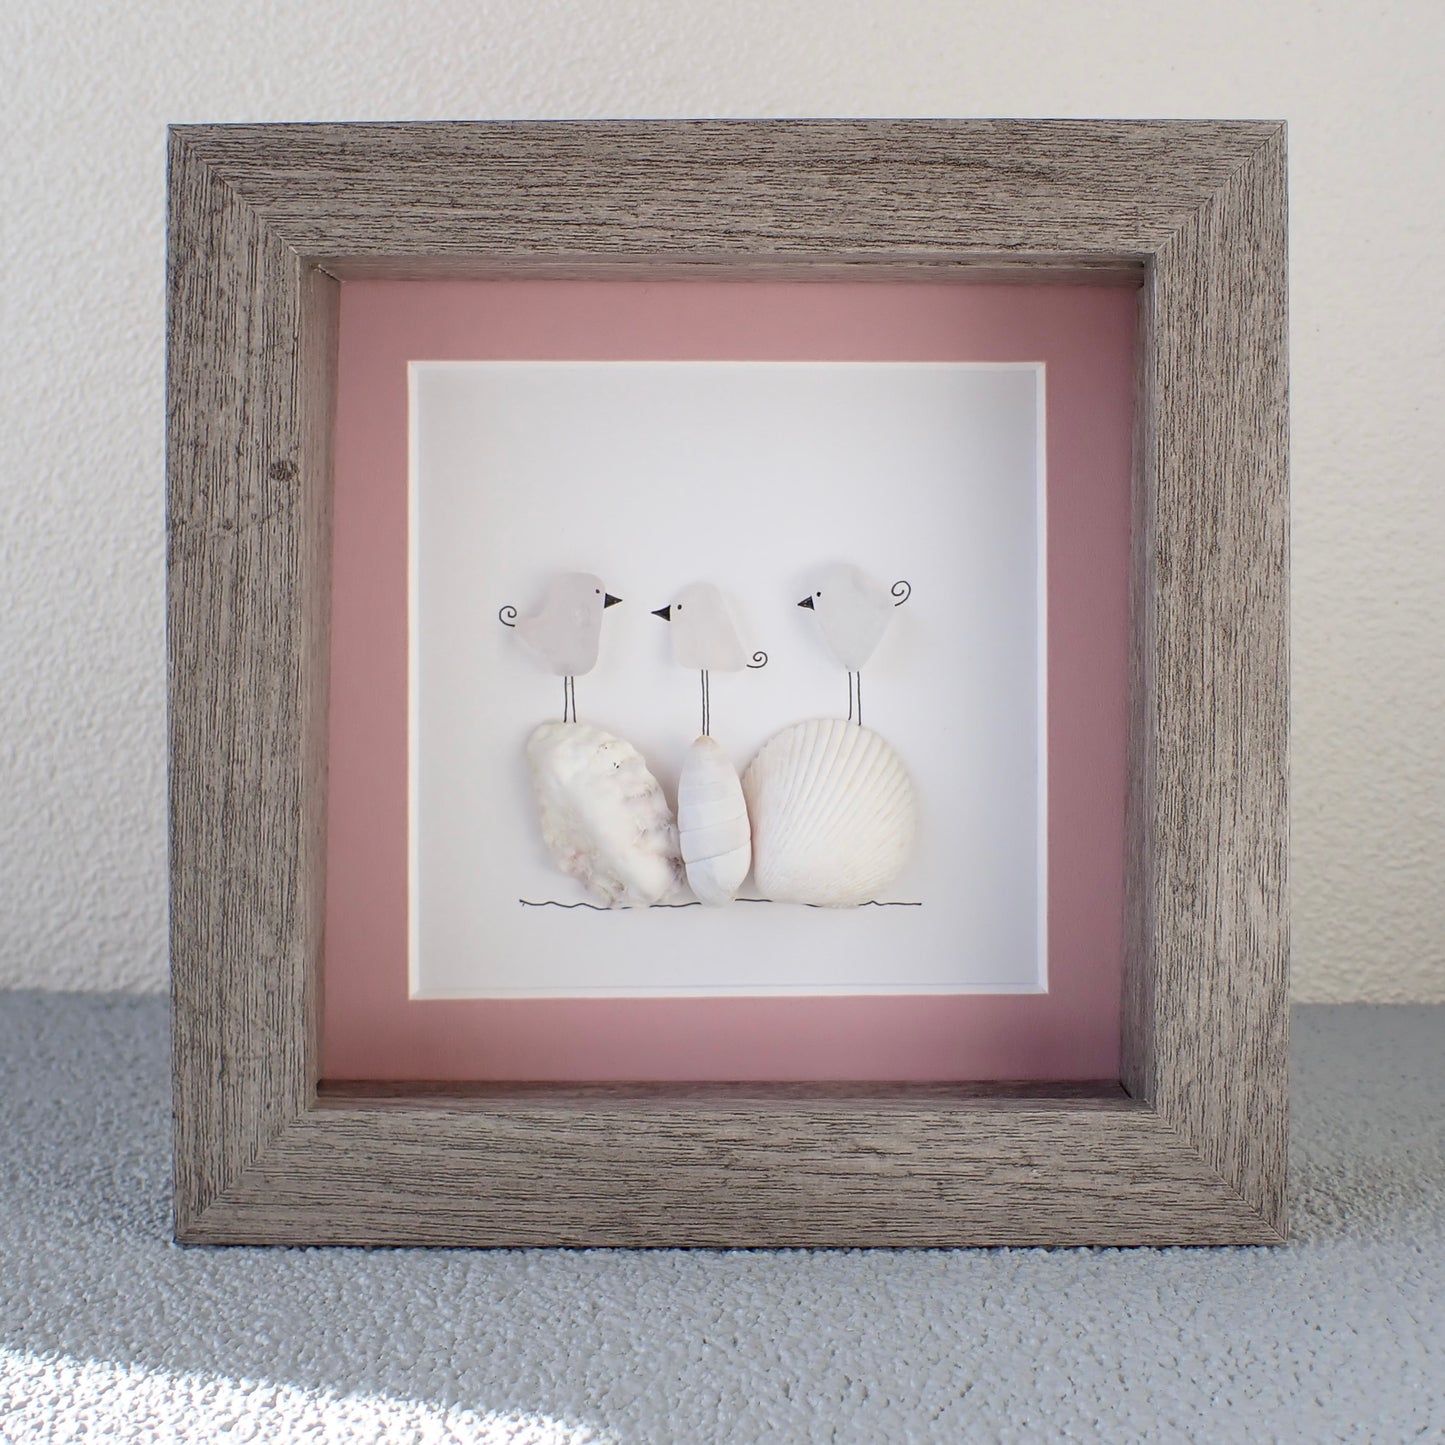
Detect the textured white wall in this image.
<box><xmin>2</xmin><ymin>1</ymin><xmax>1442</xmax><ymax>999</ymax></box>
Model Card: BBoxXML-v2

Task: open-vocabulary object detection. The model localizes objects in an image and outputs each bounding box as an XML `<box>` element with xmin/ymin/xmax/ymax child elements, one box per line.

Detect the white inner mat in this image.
<box><xmin>409</xmin><ymin>361</ymin><xmax>1046</xmax><ymax>997</ymax></box>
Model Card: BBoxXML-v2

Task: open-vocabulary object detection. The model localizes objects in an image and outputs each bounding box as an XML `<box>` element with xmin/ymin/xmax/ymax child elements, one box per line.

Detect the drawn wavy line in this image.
<box><xmin>519</xmin><ymin>899</ymin><xmax>698</xmax><ymax>911</ymax></box>
<box><xmin>519</xmin><ymin>898</ymin><xmax>922</xmax><ymax>910</ymax></box>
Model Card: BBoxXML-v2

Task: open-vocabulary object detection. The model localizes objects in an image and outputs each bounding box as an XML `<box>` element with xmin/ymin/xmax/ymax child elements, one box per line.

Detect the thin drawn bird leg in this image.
<box><xmin>846</xmin><ymin>671</ymin><xmax>855</xmax><ymax>723</ymax></box>
<box><xmin>856</xmin><ymin>672</ymin><xmax>863</xmax><ymax>728</ymax></box>
<box><xmin>563</xmin><ymin>675</ymin><xmax>578</xmax><ymax>723</ymax></box>
<box><xmin>700</xmin><ymin>670</ymin><xmax>710</xmax><ymax>737</ymax></box>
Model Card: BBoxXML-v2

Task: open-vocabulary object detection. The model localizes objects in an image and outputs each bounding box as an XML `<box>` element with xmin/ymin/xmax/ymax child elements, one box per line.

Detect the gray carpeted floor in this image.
<box><xmin>1</xmin><ymin>996</ymin><xmax>1441</xmax><ymax>1443</ymax></box>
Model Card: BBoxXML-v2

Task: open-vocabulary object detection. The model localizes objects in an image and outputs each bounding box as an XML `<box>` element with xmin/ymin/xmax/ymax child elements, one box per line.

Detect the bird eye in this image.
<box><xmin>595</xmin><ymin>588</ymin><xmax>600</xmax><ymax>594</ymax></box>
<box><xmin>816</xmin><ymin>591</ymin><xmax>822</xmax><ymax>598</ymax></box>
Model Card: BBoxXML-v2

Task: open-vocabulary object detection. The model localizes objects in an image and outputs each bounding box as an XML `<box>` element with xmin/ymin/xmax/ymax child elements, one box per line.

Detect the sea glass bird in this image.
<box><xmin>798</xmin><ymin>564</ymin><xmax>910</xmax><ymax>726</ymax></box>
<box><xmin>652</xmin><ymin>582</ymin><xmax>765</xmax><ymax>737</ymax></box>
<box><xmin>500</xmin><ymin>571</ymin><xmax>622</xmax><ymax>722</ymax></box>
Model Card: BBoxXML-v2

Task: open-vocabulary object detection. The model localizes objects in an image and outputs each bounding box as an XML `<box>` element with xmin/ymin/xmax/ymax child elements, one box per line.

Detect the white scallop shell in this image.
<box><xmin>527</xmin><ymin>721</ymin><xmax>683</xmax><ymax>907</ymax></box>
<box><xmin>677</xmin><ymin>735</ymin><xmax>751</xmax><ymax>906</ymax></box>
<box><xmin>742</xmin><ymin>719</ymin><xmax>916</xmax><ymax>907</ymax></box>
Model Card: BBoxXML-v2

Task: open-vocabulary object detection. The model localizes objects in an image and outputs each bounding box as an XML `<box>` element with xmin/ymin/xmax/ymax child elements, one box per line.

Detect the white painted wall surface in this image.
<box><xmin>2</xmin><ymin>0</ymin><xmax>1441</xmax><ymax>999</ymax></box>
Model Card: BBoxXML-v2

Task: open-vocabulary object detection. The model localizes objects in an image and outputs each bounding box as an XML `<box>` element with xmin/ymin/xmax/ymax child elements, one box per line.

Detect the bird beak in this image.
<box><xmin>797</xmin><ymin>596</ymin><xmax>814</xmax><ymax>610</ymax></box>
<box><xmin>651</xmin><ymin>605</ymin><xmax>671</xmax><ymax>621</ymax></box>
<box><xmin>604</xmin><ymin>594</ymin><xmax>623</xmax><ymax>608</ymax></box>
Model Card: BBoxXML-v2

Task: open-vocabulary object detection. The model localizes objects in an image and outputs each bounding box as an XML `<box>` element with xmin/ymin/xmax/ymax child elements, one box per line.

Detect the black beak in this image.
<box><xmin>604</xmin><ymin>594</ymin><xmax>622</xmax><ymax>608</ymax></box>
<box><xmin>652</xmin><ymin>605</ymin><xmax>671</xmax><ymax>621</ymax></box>
<box><xmin>797</xmin><ymin>595</ymin><xmax>814</xmax><ymax>610</ymax></box>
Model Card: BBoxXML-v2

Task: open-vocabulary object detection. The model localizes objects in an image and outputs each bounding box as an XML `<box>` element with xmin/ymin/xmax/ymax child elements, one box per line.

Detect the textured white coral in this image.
<box><xmin>526</xmin><ymin>721</ymin><xmax>683</xmax><ymax>907</ymax></box>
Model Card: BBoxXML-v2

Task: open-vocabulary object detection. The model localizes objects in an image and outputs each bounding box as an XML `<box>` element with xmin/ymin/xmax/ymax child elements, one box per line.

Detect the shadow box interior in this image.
<box><xmin>321</xmin><ymin>276</ymin><xmax>1136</xmax><ymax>1086</ymax></box>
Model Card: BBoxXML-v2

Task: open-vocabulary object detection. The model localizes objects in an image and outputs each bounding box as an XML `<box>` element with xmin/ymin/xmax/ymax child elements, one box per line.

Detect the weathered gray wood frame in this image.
<box><xmin>168</xmin><ymin>120</ymin><xmax>1288</xmax><ymax>1247</ymax></box>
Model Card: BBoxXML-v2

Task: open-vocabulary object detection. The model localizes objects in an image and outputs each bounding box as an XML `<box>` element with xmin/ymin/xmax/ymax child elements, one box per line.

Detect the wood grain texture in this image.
<box><xmin>167</xmin><ymin>119</ymin><xmax>1288</xmax><ymax>1247</ymax></box>
<box><xmin>190</xmin><ymin>1098</ymin><xmax>1275</xmax><ymax>1249</ymax></box>
<box><xmin>166</xmin><ymin>135</ymin><xmax>334</xmax><ymax>1235</ymax></box>
<box><xmin>172</xmin><ymin>120</ymin><xmax>1272</xmax><ymax>271</ymax></box>
<box><xmin>316</xmin><ymin>257</ymin><xmax>1148</xmax><ymax>284</ymax></box>
<box><xmin>1124</xmin><ymin>131</ymin><xmax>1290</xmax><ymax>1234</ymax></box>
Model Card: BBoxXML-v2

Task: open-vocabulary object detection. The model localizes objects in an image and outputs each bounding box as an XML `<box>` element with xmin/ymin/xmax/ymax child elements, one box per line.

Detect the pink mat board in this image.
<box><xmin>323</xmin><ymin>279</ymin><xmax>1135</xmax><ymax>1081</ymax></box>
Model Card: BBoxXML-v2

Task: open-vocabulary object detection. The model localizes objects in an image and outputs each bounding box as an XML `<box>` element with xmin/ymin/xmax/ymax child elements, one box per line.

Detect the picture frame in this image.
<box><xmin>168</xmin><ymin>119</ymin><xmax>1288</xmax><ymax>1247</ymax></box>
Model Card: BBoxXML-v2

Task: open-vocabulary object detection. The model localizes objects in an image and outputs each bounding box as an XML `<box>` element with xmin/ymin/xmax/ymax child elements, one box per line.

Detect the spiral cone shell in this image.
<box><xmin>676</xmin><ymin>735</ymin><xmax>752</xmax><ymax>906</ymax></box>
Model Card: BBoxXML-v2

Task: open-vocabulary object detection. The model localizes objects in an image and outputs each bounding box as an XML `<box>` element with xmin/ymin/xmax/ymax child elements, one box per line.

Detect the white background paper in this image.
<box><xmin>410</xmin><ymin>362</ymin><xmax>1045</xmax><ymax>997</ymax></box>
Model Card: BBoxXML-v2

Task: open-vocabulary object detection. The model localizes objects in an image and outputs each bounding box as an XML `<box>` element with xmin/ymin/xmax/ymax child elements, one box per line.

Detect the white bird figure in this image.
<box><xmin>652</xmin><ymin>583</ymin><xmax>764</xmax><ymax>906</ymax></box>
<box><xmin>652</xmin><ymin>583</ymin><xmax>767</xmax><ymax>737</ymax></box>
<box><xmin>500</xmin><ymin>572</ymin><xmax>622</xmax><ymax>723</ymax></box>
<box><xmin>798</xmin><ymin>564</ymin><xmax>911</xmax><ymax>726</ymax></box>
